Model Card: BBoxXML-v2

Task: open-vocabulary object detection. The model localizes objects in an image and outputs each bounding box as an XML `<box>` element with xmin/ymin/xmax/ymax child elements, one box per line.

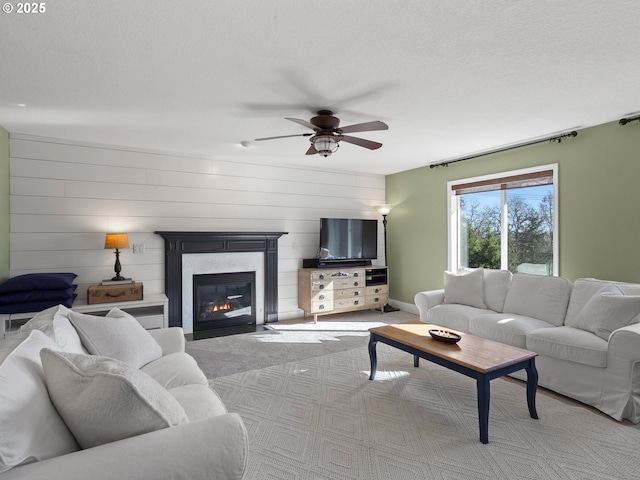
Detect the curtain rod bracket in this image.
<box><xmin>548</xmin><ymin>131</ymin><xmax>578</xmax><ymax>143</ymax></box>
<box><xmin>619</xmin><ymin>115</ymin><xmax>640</xmax><ymax>126</ymax></box>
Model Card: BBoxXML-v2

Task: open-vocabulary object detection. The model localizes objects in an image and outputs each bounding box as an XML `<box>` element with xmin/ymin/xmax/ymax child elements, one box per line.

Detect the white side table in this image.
<box><xmin>1</xmin><ymin>293</ymin><xmax>169</xmax><ymax>338</ymax></box>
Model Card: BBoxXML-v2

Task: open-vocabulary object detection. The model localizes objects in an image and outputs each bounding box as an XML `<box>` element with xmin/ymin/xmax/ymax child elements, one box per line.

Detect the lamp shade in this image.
<box><xmin>376</xmin><ymin>204</ymin><xmax>393</xmax><ymax>216</ymax></box>
<box><xmin>104</xmin><ymin>233</ymin><xmax>130</xmax><ymax>250</ymax></box>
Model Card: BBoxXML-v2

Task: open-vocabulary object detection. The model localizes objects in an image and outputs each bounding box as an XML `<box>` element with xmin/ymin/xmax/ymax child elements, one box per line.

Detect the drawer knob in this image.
<box><xmin>319</xmin><ymin>274</ymin><xmax>325</xmax><ymax>280</ymax></box>
<box><xmin>319</xmin><ymin>284</ymin><xmax>325</xmax><ymax>290</ymax></box>
<box><xmin>319</xmin><ymin>304</ymin><xmax>325</xmax><ymax>310</ymax></box>
<box><xmin>354</xmin><ymin>272</ymin><xmax>359</xmax><ymax>277</ymax></box>
<box><xmin>354</xmin><ymin>300</ymin><xmax>359</xmax><ymax>305</ymax></box>
<box><xmin>319</xmin><ymin>294</ymin><xmax>325</xmax><ymax>300</ymax></box>
<box><xmin>354</xmin><ymin>281</ymin><xmax>359</xmax><ymax>286</ymax></box>
<box><xmin>354</xmin><ymin>291</ymin><xmax>359</xmax><ymax>296</ymax></box>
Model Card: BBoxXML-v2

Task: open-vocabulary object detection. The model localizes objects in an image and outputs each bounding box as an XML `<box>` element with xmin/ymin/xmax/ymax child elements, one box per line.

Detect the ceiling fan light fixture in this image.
<box><xmin>312</xmin><ymin>135</ymin><xmax>339</xmax><ymax>157</ymax></box>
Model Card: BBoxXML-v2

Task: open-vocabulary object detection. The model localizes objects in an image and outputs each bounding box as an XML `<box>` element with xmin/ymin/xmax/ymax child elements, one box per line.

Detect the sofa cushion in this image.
<box><xmin>168</xmin><ymin>384</ymin><xmax>228</xmax><ymax>422</ymax></box>
<box><xmin>68</xmin><ymin>310</ymin><xmax>162</xmax><ymax>369</ymax></box>
<box><xmin>458</xmin><ymin>268</ymin><xmax>513</xmax><ymax>313</ymax></box>
<box><xmin>571</xmin><ymin>292</ymin><xmax>640</xmax><ymax>340</ymax></box>
<box><xmin>0</xmin><ymin>331</ymin><xmax>79</xmax><ymax>474</ymax></box>
<box><xmin>443</xmin><ymin>269</ymin><xmax>486</xmax><ymax>309</ymax></box>
<box><xmin>426</xmin><ymin>303</ymin><xmax>492</xmax><ymax>333</ymax></box>
<box><xmin>502</xmin><ymin>273</ymin><xmax>572</xmax><ymax>326</ymax></box>
<box><xmin>482</xmin><ymin>269</ymin><xmax>513</xmax><ymax>313</ymax></box>
<box><xmin>526</xmin><ymin>326</ymin><xmax>608</xmax><ymax>368</ymax></box>
<box><xmin>141</xmin><ymin>352</ymin><xmax>208</xmax><ymax>389</ymax></box>
<box><xmin>40</xmin><ymin>349</ymin><xmax>189</xmax><ymax>450</ymax></box>
<box><xmin>469</xmin><ymin>313</ymin><xmax>556</xmax><ymax>348</ymax></box>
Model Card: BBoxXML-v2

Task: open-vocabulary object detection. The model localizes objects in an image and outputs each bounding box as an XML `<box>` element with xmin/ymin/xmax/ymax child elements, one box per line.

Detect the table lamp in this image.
<box><xmin>104</xmin><ymin>233</ymin><xmax>131</xmax><ymax>281</ymax></box>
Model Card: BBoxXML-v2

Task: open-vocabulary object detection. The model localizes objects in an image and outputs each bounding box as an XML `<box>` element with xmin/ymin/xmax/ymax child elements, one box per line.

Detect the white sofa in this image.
<box><xmin>0</xmin><ymin>305</ymin><xmax>248</xmax><ymax>480</ymax></box>
<box><xmin>414</xmin><ymin>269</ymin><xmax>640</xmax><ymax>423</ymax></box>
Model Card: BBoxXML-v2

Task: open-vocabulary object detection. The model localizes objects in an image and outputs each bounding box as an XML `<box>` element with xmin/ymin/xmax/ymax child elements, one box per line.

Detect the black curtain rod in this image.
<box><xmin>429</xmin><ymin>131</ymin><xmax>578</xmax><ymax>169</ymax></box>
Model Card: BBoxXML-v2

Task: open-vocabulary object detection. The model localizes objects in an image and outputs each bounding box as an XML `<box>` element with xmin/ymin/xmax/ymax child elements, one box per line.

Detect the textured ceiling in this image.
<box><xmin>1</xmin><ymin>1</ymin><xmax>639</xmax><ymax>175</ymax></box>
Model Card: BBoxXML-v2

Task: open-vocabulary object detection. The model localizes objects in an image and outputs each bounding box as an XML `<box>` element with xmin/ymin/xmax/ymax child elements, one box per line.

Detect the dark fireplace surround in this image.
<box><xmin>155</xmin><ymin>231</ymin><xmax>288</xmax><ymax>328</ymax></box>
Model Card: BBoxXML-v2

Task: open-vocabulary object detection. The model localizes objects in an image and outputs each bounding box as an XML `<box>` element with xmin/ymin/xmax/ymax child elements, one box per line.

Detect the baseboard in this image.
<box><xmin>388</xmin><ymin>298</ymin><xmax>419</xmax><ymax>315</ymax></box>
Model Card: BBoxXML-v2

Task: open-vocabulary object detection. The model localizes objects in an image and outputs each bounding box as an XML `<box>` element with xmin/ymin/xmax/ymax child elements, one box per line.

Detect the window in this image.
<box><xmin>448</xmin><ymin>165</ymin><xmax>558</xmax><ymax>276</ymax></box>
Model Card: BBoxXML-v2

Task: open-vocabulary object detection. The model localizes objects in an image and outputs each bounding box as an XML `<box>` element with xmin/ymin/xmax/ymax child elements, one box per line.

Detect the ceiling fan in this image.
<box><xmin>254</xmin><ymin>110</ymin><xmax>388</xmax><ymax>157</ymax></box>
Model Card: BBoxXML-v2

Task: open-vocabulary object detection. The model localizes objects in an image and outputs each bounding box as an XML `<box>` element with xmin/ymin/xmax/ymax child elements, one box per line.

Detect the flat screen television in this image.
<box><xmin>319</xmin><ymin>218</ymin><xmax>377</xmax><ymax>261</ymax></box>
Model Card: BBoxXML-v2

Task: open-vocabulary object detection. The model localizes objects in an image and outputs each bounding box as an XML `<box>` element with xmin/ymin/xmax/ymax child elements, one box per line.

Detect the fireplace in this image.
<box><xmin>155</xmin><ymin>231</ymin><xmax>287</xmax><ymax>333</ymax></box>
<box><xmin>193</xmin><ymin>271</ymin><xmax>256</xmax><ymax>330</ymax></box>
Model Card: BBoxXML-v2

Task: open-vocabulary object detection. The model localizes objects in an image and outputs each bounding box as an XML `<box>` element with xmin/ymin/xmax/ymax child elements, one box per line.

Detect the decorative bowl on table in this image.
<box><xmin>428</xmin><ymin>329</ymin><xmax>462</xmax><ymax>344</ymax></box>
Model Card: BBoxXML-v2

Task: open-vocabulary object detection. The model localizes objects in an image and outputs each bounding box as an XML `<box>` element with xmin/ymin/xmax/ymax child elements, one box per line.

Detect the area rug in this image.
<box><xmin>212</xmin><ymin>344</ymin><xmax>640</xmax><ymax>480</ymax></box>
<box><xmin>186</xmin><ymin>310</ymin><xmax>418</xmax><ymax>378</ymax></box>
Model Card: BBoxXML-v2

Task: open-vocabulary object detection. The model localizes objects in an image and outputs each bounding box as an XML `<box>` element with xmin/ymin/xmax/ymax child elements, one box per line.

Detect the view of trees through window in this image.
<box><xmin>459</xmin><ymin>185</ymin><xmax>554</xmax><ymax>275</ymax></box>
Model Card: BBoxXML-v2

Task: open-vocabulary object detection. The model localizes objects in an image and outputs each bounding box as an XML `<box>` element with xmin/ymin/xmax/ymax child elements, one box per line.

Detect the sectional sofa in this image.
<box><xmin>414</xmin><ymin>269</ymin><xmax>640</xmax><ymax>423</ymax></box>
<box><xmin>0</xmin><ymin>305</ymin><xmax>247</xmax><ymax>479</ymax></box>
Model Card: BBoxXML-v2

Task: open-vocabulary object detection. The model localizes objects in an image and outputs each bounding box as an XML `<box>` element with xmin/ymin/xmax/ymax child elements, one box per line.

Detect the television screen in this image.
<box><xmin>319</xmin><ymin>218</ymin><xmax>377</xmax><ymax>260</ymax></box>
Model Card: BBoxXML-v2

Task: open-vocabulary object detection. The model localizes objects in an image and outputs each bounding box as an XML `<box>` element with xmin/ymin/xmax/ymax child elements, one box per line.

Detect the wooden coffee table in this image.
<box><xmin>368</xmin><ymin>321</ymin><xmax>538</xmax><ymax>444</ymax></box>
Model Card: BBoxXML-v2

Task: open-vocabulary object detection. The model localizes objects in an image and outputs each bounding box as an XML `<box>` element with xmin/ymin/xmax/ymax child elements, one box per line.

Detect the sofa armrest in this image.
<box><xmin>148</xmin><ymin>327</ymin><xmax>186</xmax><ymax>355</ymax></box>
<box><xmin>414</xmin><ymin>289</ymin><xmax>445</xmax><ymax>322</ymax></box>
<box><xmin>1</xmin><ymin>413</ymin><xmax>248</xmax><ymax>480</ymax></box>
<box><xmin>608</xmin><ymin>323</ymin><xmax>640</xmax><ymax>361</ymax></box>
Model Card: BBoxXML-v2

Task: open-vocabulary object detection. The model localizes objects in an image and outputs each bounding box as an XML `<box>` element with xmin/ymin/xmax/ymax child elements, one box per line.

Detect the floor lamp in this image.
<box><xmin>377</xmin><ymin>205</ymin><xmax>398</xmax><ymax>313</ymax></box>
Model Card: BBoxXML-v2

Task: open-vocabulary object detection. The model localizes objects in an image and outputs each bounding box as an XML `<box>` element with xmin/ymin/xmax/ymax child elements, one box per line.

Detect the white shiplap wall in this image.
<box><xmin>9</xmin><ymin>134</ymin><xmax>386</xmax><ymax>320</ymax></box>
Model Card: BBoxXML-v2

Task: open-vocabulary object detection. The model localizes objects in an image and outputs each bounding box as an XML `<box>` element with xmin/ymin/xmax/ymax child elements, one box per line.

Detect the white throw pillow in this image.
<box><xmin>0</xmin><ymin>331</ymin><xmax>79</xmax><ymax>473</ymax></box>
<box><xmin>68</xmin><ymin>310</ymin><xmax>162</xmax><ymax>369</ymax></box>
<box><xmin>40</xmin><ymin>349</ymin><xmax>189</xmax><ymax>450</ymax></box>
<box><xmin>572</xmin><ymin>292</ymin><xmax>640</xmax><ymax>340</ymax></box>
<box><xmin>19</xmin><ymin>304</ymin><xmax>72</xmax><ymax>340</ymax></box>
<box><xmin>52</xmin><ymin>310</ymin><xmax>88</xmax><ymax>354</ymax></box>
<box><xmin>443</xmin><ymin>269</ymin><xmax>486</xmax><ymax>309</ymax></box>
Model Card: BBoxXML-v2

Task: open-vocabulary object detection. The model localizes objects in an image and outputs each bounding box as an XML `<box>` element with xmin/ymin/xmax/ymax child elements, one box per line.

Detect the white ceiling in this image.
<box><xmin>1</xmin><ymin>1</ymin><xmax>640</xmax><ymax>175</ymax></box>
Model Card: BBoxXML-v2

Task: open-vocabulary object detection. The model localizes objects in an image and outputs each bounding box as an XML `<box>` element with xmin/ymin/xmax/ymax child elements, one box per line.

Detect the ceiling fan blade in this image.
<box><xmin>254</xmin><ymin>133</ymin><xmax>312</xmax><ymax>141</ymax></box>
<box><xmin>339</xmin><ymin>120</ymin><xmax>389</xmax><ymax>134</ymax></box>
<box><xmin>305</xmin><ymin>144</ymin><xmax>318</xmax><ymax>155</ymax></box>
<box><xmin>285</xmin><ymin>117</ymin><xmax>320</xmax><ymax>131</ymax></box>
<box><xmin>341</xmin><ymin>135</ymin><xmax>383</xmax><ymax>150</ymax></box>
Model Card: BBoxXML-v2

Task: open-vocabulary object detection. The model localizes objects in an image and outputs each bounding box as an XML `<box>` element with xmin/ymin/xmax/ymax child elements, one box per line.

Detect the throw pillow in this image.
<box><xmin>0</xmin><ymin>299</ymin><xmax>74</xmax><ymax>314</ymax></box>
<box><xmin>19</xmin><ymin>304</ymin><xmax>70</xmax><ymax>340</ymax></box>
<box><xmin>0</xmin><ymin>273</ymin><xmax>77</xmax><ymax>294</ymax></box>
<box><xmin>443</xmin><ymin>269</ymin><xmax>486</xmax><ymax>309</ymax></box>
<box><xmin>68</xmin><ymin>310</ymin><xmax>162</xmax><ymax>369</ymax></box>
<box><xmin>52</xmin><ymin>310</ymin><xmax>88</xmax><ymax>354</ymax></box>
<box><xmin>0</xmin><ymin>331</ymin><xmax>79</xmax><ymax>473</ymax></box>
<box><xmin>0</xmin><ymin>285</ymin><xmax>76</xmax><ymax>305</ymax></box>
<box><xmin>40</xmin><ymin>349</ymin><xmax>189</xmax><ymax>449</ymax></box>
<box><xmin>572</xmin><ymin>292</ymin><xmax>640</xmax><ymax>340</ymax></box>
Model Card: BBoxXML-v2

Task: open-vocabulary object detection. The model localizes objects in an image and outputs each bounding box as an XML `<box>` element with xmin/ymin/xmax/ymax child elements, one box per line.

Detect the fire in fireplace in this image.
<box><xmin>193</xmin><ymin>271</ymin><xmax>256</xmax><ymax>330</ymax></box>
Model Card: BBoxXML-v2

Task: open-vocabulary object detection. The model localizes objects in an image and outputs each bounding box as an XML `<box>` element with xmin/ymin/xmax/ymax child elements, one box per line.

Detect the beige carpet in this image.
<box><xmin>186</xmin><ymin>310</ymin><xmax>417</xmax><ymax>378</ymax></box>
<box><xmin>211</xmin><ymin>343</ymin><xmax>640</xmax><ymax>480</ymax></box>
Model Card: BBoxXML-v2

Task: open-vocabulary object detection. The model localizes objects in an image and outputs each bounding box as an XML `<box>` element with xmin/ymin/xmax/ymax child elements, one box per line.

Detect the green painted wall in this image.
<box><xmin>386</xmin><ymin>120</ymin><xmax>640</xmax><ymax>304</ymax></box>
<box><xmin>0</xmin><ymin>126</ymin><xmax>8</xmax><ymax>282</ymax></box>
